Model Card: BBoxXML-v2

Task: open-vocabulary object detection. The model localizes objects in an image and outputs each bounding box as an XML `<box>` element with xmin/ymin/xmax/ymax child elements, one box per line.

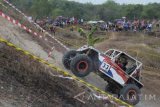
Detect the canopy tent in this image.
<box><xmin>87</xmin><ymin>20</ymin><xmax>105</xmax><ymax>24</ymax></box>
<box><xmin>87</xmin><ymin>21</ymin><xmax>97</xmax><ymax>24</ymax></box>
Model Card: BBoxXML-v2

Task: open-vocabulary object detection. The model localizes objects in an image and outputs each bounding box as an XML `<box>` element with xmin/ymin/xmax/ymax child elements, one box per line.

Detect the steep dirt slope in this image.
<box><xmin>0</xmin><ymin>42</ymin><xmax>107</xmax><ymax>107</ymax></box>
<box><xmin>0</xmin><ymin>16</ymin><xmax>63</xmax><ymax>68</ymax></box>
<box><xmin>0</xmin><ymin>13</ymin><xmax>113</xmax><ymax>107</ymax></box>
<box><xmin>0</xmin><ymin>13</ymin><xmax>107</xmax><ymax>95</ymax></box>
<box><xmin>1</xmin><ymin>8</ymin><xmax>160</xmax><ymax>106</ymax></box>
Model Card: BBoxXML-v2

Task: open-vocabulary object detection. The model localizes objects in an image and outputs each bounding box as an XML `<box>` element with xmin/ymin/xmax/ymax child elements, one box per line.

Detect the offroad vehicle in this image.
<box><xmin>62</xmin><ymin>45</ymin><xmax>143</xmax><ymax>105</ymax></box>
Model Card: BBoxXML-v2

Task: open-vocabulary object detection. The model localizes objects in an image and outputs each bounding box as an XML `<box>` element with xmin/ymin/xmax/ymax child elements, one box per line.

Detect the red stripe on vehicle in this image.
<box><xmin>104</xmin><ymin>57</ymin><xmax>128</xmax><ymax>82</ymax></box>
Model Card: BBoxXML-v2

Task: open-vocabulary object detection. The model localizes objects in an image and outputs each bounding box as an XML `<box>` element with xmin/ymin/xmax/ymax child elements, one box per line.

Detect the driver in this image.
<box><xmin>115</xmin><ymin>56</ymin><xmax>128</xmax><ymax>71</ymax></box>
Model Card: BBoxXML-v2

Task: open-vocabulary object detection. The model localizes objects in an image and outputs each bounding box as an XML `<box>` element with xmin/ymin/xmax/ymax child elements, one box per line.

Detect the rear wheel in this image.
<box><xmin>105</xmin><ymin>83</ymin><xmax>121</xmax><ymax>94</ymax></box>
<box><xmin>105</xmin><ymin>84</ymin><xmax>116</xmax><ymax>93</ymax></box>
<box><xmin>119</xmin><ymin>84</ymin><xmax>140</xmax><ymax>105</ymax></box>
<box><xmin>70</xmin><ymin>54</ymin><xmax>93</xmax><ymax>77</ymax></box>
<box><xmin>105</xmin><ymin>84</ymin><xmax>113</xmax><ymax>93</ymax></box>
<box><xmin>62</xmin><ymin>50</ymin><xmax>77</xmax><ymax>69</ymax></box>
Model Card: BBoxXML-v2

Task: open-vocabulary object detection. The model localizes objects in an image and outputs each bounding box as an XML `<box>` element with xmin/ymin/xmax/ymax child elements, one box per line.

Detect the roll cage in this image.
<box><xmin>104</xmin><ymin>49</ymin><xmax>142</xmax><ymax>76</ymax></box>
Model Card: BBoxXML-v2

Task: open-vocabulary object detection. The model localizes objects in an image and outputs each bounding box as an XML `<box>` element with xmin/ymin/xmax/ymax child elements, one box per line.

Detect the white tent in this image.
<box><xmin>87</xmin><ymin>21</ymin><xmax>98</xmax><ymax>24</ymax></box>
<box><xmin>98</xmin><ymin>20</ymin><xmax>104</xmax><ymax>23</ymax></box>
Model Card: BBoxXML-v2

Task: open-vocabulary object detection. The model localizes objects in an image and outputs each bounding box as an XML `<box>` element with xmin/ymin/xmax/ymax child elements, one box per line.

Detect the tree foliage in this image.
<box><xmin>9</xmin><ymin>0</ymin><xmax>160</xmax><ymax>20</ymax></box>
<box><xmin>78</xmin><ymin>27</ymin><xmax>100</xmax><ymax>46</ymax></box>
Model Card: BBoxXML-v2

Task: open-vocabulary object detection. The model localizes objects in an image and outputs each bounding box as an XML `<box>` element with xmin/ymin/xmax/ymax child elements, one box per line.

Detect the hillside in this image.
<box><xmin>0</xmin><ymin>42</ymin><xmax>106</xmax><ymax>107</ymax></box>
<box><xmin>1</xmin><ymin>1</ymin><xmax>160</xmax><ymax>107</ymax></box>
<box><xmin>1</xmin><ymin>14</ymin><xmax>160</xmax><ymax>107</ymax></box>
<box><xmin>0</xmin><ymin>5</ymin><xmax>116</xmax><ymax>107</ymax></box>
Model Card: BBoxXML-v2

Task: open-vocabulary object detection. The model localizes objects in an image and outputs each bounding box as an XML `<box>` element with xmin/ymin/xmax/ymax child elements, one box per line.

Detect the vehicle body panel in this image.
<box><xmin>98</xmin><ymin>54</ymin><xmax>128</xmax><ymax>85</ymax></box>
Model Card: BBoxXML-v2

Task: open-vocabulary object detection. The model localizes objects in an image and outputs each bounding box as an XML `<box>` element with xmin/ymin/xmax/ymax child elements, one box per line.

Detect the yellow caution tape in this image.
<box><xmin>0</xmin><ymin>37</ymin><xmax>132</xmax><ymax>107</ymax></box>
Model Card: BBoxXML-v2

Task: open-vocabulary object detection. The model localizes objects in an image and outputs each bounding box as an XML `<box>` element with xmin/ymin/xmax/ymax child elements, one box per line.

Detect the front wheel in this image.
<box><xmin>62</xmin><ymin>50</ymin><xmax>77</xmax><ymax>69</ymax></box>
<box><xmin>70</xmin><ymin>54</ymin><xmax>93</xmax><ymax>77</ymax></box>
<box><xmin>119</xmin><ymin>84</ymin><xmax>140</xmax><ymax>105</ymax></box>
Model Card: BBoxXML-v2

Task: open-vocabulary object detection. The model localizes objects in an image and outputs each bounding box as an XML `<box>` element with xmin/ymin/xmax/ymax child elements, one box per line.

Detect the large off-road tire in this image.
<box><xmin>70</xmin><ymin>54</ymin><xmax>93</xmax><ymax>77</ymax></box>
<box><xmin>105</xmin><ymin>83</ymin><xmax>120</xmax><ymax>94</ymax></box>
<box><xmin>62</xmin><ymin>50</ymin><xmax>77</xmax><ymax>69</ymax></box>
<box><xmin>105</xmin><ymin>84</ymin><xmax>115</xmax><ymax>93</ymax></box>
<box><xmin>119</xmin><ymin>84</ymin><xmax>140</xmax><ymax>105</ymax></box>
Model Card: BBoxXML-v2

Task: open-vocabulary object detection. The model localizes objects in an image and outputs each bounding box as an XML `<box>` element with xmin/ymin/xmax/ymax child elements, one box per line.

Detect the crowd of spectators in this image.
<box><xmin>36</xmin><ymin>16</ymin><xmax>83</xmax><ymax>28</ymax></box>
<box><xmin>35</xmin><ymin>16</ymin><xmax>83</xmax><ymax>34</ymax></box>
<box><xmin>98</xmin><ymin>19</ymin><xmax>160</xmax><ymax>32</ymax></box>
<box><xmin>35</xmin><ymin>16</ymin><xmax>160</xmax><ymax>33</ymax></box>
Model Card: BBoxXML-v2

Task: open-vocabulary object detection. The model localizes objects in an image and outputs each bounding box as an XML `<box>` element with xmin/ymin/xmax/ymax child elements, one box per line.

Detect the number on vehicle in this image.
<box><xmin>100</xmin><ymin>62</ymin><xmax>111</xmax><ymax>72</ymax></box>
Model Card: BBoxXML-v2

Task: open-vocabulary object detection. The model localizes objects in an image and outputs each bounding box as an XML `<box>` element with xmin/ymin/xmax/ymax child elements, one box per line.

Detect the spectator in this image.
<box><xmin>148</xmin><ymin>22</ymin><xmax>152</xmax><ymax>32</ymax></box>
<box><xmin>123</xmin><ymin>20</ymin><xmax>129</xmax><ymax>31</ymax></box>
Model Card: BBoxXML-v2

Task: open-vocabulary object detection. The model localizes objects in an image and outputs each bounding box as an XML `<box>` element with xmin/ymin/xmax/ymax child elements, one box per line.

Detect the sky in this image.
<box><xmin>68</xmin><ymin>0</ymin><xmax>160</xmax><ymax>4</ymax></box>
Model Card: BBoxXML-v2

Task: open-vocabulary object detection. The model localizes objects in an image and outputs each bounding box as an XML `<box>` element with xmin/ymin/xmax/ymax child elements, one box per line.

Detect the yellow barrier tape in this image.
<box><xmin>0</xmin><ymin>37</ymin><xmax>132</xmax><ymax>107</ymax></box>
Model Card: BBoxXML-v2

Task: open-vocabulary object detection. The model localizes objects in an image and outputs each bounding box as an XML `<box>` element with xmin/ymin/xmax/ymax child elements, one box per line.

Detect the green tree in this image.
<box><xmin>9</xmin><ymin>0</ymin><xmax>160</xmax><ymax>21</ymax></box>
<box><xmin>143</xmin><ymin>3</ymin><xmax>160</xmax><ymax>19</ymax></box>
<box><xmin>101</xmin><ymin>0</ymin><xmax>121</xmax><ymax>20</ymax></box>
<box><xmin>30</xmin><ymin>0</ymin><xmax>50</xmax><ymax>18</ymax></box>
<box><xmin>122</xmin><ymin>4</ymin><xmax>143</xmax><ymax>19</ymax></box>
<box><xmin>78</xmin><ymin>27</ymin><xmax>100</xmax><ymax>46</ymax></box>
<box><xmin>51</xmin><ymin>8</ymin><xmax>64</xmax><ymax>18</ymax></box>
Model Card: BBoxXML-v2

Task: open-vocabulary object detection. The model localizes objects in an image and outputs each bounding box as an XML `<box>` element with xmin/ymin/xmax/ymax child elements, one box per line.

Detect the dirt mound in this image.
<box><xmin>0</xmin><ymin>42</ymin><xmax>106</xmax><ymax>107</ymax></box>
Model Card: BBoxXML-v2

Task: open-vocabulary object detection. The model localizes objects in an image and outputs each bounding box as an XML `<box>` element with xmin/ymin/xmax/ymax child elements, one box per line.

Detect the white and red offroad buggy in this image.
<box><xmin>62</xmin><ymin>45</ymin><xmax>144</xmax><ymax>105</ymax></box>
